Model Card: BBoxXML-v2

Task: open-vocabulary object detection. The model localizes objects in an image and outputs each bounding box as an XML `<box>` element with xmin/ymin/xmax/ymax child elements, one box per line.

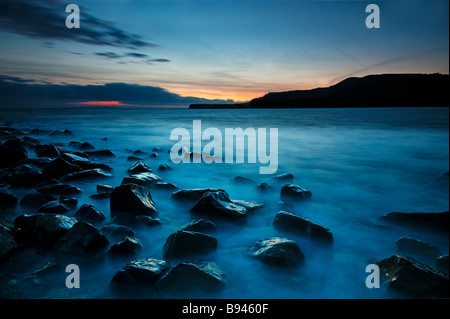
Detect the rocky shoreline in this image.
<box><xmin>1</xmin><ymin>123</ymin><xmax>449</xmax><ymax>299</ymax></box>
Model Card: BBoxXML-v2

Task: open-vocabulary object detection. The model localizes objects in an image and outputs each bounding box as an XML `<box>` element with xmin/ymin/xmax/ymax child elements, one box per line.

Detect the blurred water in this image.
<box><xmin>1</xmin><ymin>107</ymin><xmax>448</xmax><ymax>299</ymax></box>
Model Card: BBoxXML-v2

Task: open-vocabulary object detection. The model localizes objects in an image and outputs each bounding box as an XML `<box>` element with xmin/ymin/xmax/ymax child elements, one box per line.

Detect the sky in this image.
<box><xmin>0</xmin><ymin>0</ymin><xmax>448</xmax><ymax>107</ymax></box>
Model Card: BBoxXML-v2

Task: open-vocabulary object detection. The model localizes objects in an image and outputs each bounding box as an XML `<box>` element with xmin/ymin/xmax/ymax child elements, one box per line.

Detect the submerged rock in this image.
<box><xmin>55</xmin><ymin>221</ymin><xmax>109</xmax><ymax>255</ymax></box>
<box><xmin>0</xmin><ymin>191</ymin><xmax>18</xmax><ymax>210</ymax></box>
<box><xmin>35</xmin><ymin>144</ymin><xmax>60</xmax><ymax>158</ymax></box>
<box><xmin>158</xmin><ymin>164</ymin><xmax>171</xmax><ymax>171</ymax></box>
<box><xmin>127</xmin><ymin>161</ymin><xmax>152</xmax><ymax>174</ymax></box>
<box><xmin>179</xmin><ymin>218</ymin><xmax>216</xmax><ymax>233</ymax></box>
<box><xmin>20</xmin><ymin>193</ymin><xmax>57</xmax><ymax>210</ymax></box>
<box><xmin>37</xmin><ymin>201</ymin><xmax>69</xmax><ymax>215</ymax></box>
<box><xmin>60</xmin><ymin>169</ymin><xmax>112</xmax><ymax>182</ymax></box>
<box><xmin>273</xmin><ymin>211</ymin><xmax>333</xmax><ymax>244</ymax></box>
<box><xmin>156</xmin><ymin>261</ymin><xmax>225</xmax><ymax>295</ymax></box>
<box><xmin>256</xmin><ymin>182</ymin><xmax>273</xmax><ymax>192</ymax></box>
<box><xmin>396</xmin><ymin>236</ymin><xmax>441</xmax><ymax>261</ymax></box>
<box><xmin>36</xmin><ymin>179</ymin><xmax>81</xmax><ymax>196</ymax></box>
<box><xmin>97</xmin><ymin>184</ymin><xmax>114</xmax><ymax>193</ymax></box>
<box><xmin>379</xmin><ymin>211</ymin><xmax>449</xmax><ymax>233</ymax></box>
<box><xmin>74</xmin><ymin>204</ymin><xmax>106</xmax><ymax>224</ymax></box>
<box><xmin>110</xmin><ymin>183</ymin><xmax>158</xmax><ymax>223</ymax></box>
<box><xmin>248</xmin><ymin>237</ymin><xmax>305</xmax><ymax>266</ymax></box>
<box><xmin>280</xmin><ymin>184</ymin><xmax>312</xmax><ymax>201</ymax></box>
<box><xmin>121</xmin><ymin>172</ymin><xmax>163</xmax><ymax>188</ymax></box>
<box><xmin>41</xmin><ymin>157</ymin><xmax>81</xmax><ymax>179</ymax></box>
<box><xmin>108</xmin><ymin>236</ymin><xmax>141</xmax><ymax>256</ymax></box>
<box><xmin>101</xmin><ymin>224</ymin><xmax>135</xmax><ymax>242</ymax></box>
<box><xmin>271</xmin><ymin>173</ymin><xmax>294</xmax><ymax>182</ymax></box>
<box><xmin>6</xmin><ymin>164</ymin><xmax>43</xmax><ymax>188</ymax></box>
<box><xmin>163</xmin><ymin>230</ymin><xmax>218</xmax><ymax>258</ymax></box>
<box><xmin>377</xmin><ymin>254</ymin><xmax>449</xmax><ymax>298</ymax></box>
<box><xmin>172</xmin><ymin>188</ymin><xmax>228</xmax><ymax>201</ymax></box>
<box><xmin>190</xmin><ymin>191</ymin><xmax>247</xmax><ymax>219</ymax></box>
<box><xmin>85</xmin><ymin>149</ymin><xmax>115</xmax><ymax>158</ymax></box>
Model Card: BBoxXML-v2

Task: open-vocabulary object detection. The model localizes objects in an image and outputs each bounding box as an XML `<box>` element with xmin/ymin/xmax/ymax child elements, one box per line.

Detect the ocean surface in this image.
<box><xmin>0</xmin><ymin>106</ymin><xmax>449</xmax><ymax>299</ymax></box>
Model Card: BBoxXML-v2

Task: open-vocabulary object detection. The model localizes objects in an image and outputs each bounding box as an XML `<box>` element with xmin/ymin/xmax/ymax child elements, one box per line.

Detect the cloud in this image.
<box><xmin>0</xmin><ymin>0</ymin><xmax>156</xmax><ymax>49</ymax></box>
<box><xmin>94</xmin><ymin>51</ymin><xmax>171</xmax><ymax>64</ymax></box>
<box><xmin>0</xmin><ymin>75</ymin><xmax>234</xmax><ymax>108</ymax></box>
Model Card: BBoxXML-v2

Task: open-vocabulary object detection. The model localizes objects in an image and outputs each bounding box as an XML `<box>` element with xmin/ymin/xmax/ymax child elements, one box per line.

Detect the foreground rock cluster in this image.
<box><xmin>1</xmin><ymin>124</ymin><xmax>449</xmax><ymax>298</ymax></box>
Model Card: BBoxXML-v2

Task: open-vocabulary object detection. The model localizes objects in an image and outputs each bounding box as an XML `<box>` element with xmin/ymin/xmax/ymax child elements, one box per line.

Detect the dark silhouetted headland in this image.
<box><xmin>189</xmin><ymin>73</ymin><xmax>449</xmax><ymax>109</ymax></box>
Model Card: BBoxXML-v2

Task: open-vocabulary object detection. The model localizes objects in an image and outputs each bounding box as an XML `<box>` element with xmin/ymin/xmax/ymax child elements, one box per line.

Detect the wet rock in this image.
<box><xmin>110</xmin><ymin>183</ymin><xmax>158</xmax><ymax>223</ymax></box>
<box><xmin>257</xmin><ymin>182</ymin><xmax>272</xmax><ymax>192</ymax></box>
<box><xmin>28</xmin><ymin>128</ymin><xmax>51</xmax><ymax>135</ymax></box>
<box><xmin>127</xmin><ymin>156</ymin><xmax>143</xmax><ymax>161</ymax></box>
<box><xmin>20</xmin><ymin>193</ymin><xmax>57</xmax><ymax>210</ymax></box>
<box><xmin>6</xmin><ymin>164</ymin><xmax>43</xmax><ymax>188</ymax></box>
<box><xmin>35</xmin><ymin>144</ymin><xmax>60</xmax><ymax>158</ymax></box>
<box><xmin>280</xmin><ymin>183</ymin><xmax>312</xmax><ymax>201</ymax></box>
<box><xmin>41</xmin><ymin>157</ymin><xmax>81</xmax><ymax>179</ymax></box>
<box><xmin>101</xmin><ymin>224</ymin><xmax>135</xmax><ymax>242</ymax></box>
<box><xmin>163</xmin><ymin>230</ymin><xmax>218</xmax><ymax>258</ymax></box>
<box><xmin>132</xmin><ymin>150</ymin><xmax>147</xmax><ymax>156</ymax></box>
<box><xmin>435</xmin><ymin>255</ymin><xmax>449</xmax><ymax>275</ymax></box>
<box><xmin>85</xmin><ymin>149</ymin><xmax>115</xmax><ymax>158</ymax></box>
<box><xmin>74</xmin><ymin>204</ymin><xmax>106</xmax><ymax>224</ymax></box>
<box><xmin>158</xmin><ymin>164</ymin><xmax>171</xmax><ymax>171</ymax></box>
<box><xmin>379</xmin><ymin>211</ymin><xmax>449</xmax><ymax>233</ymax></box>
<box><xmin>233</xmin><ymin>176</ymin><xmax>254</xmax><ymax>183</ymax></box>
<box><xmin>396</xmin><ymin>236</ymin><xmax>441</xmax><ymax>261</ymax></box>
<box><xmin>271</xmin><ymin>173</ymin><xmax>294</xmax><ymax>182</ymax></box>
<box><xmin>32</xmin><ymin>261</ymin><xmax>62</xmax><ymax>277</ymax></box>
<box><xmin>231</xmin><ymin>199</ymin><xmax>264</xmax><ymax>212</ymax></box>
<box><xmin>248</xmin><ymin>237</ymin><xmax>305</xmax><ymax>266</ymax></box>
<box><xmin>121</xmin><ymin>172</ymin><xmax>163</xmax><ymax>187</ymax></box>
<box><xmin>50</xmin><ymin>129</ymin><xmax>72</xmax><ymax>136</ymax></box>
<box><xmin>171</xmin><ymin>188</ymin><xmax>228</xmax><ymax>201</ymax></box>
<box><xmin>180</xmin><ymin>218</ymin><xmax>216</xmax><ymax>233</ymax></box>
<box><xmin>59</xmin><ymin>197</ymin><xmax>78</xmax><ymax>209</ymax></box>
<box><xmin>0</xmin><ymin>191</ymin><xmax>18</xmax><ymax>210</ymax></box>
<box><xmin>127</xmin><ymin>161</ymin><xmax>152</xmax><ymax>174</ymax></box>
<box><xmin>36</xmin><ymin>179</ymin><xmax>82</xmax><ymax>196</ymax></box>
<box><xmin>273</xmin><ymin>211</ymin><xmax>333</xmax><ymax>244</ymax></box>
<box><xmin>97</xmin><ymin>184</ymin><xmax>114</xmax><ymax>193</ymax></box>
<box><xmin>153</xmin><ymin>182</ymin><xmax>178</xmax><ymax>190</ymax></box>
<box><xmin>70</xmin><ymin>141</ymin><xmax>95</xmax><ymax>151</ymax></box>
<box><xmin>149</xmin><ymin>152</ymin><xmax>158</xmax><ymax>158</ymax></box>
<box><xmin>55</xmin><ymin>221</ymin><xmax>109</xmax><ymax>255</ymax></box>
<box><xmin>190</xmin><ymin>191</ymin><xmax>247</xmax><ymax>220</ymax></box>
<box><xmin>21</xmin><ymin>157</ymin><xmax>52</xmax><ymax>169</ymax></box>
<box><xmin>108</xmin><ymin>236</ymin><xmax>141</xmax><ymax>256</ymax></box>
<box><xmin>133</xmin><ymin>216</ymin><xmax>162</xmax><ymax>227</ymax></box>
<box><xmin>377</xmin><ymin>254</ymin><xmax>449</xmax><ymax>298</ymax></box>
<box><xmin>110</xmin><ymin>258</ymin><xmax>169</xmax><ymax>293</ymax></box>
<box><xmin>60</xmin><ymin>168</ymin><xmax>112</xmax><ymax>182</ymax></box>
<box><xmin>37</xmin><ymin>201</ymin><xmax>69</xmax><ymax>215</ymax></box>
<box><xmin>90</xmin><ymin>192</ymin><xmax>111</xmax><ymax>200</ymax></box>
<box><xmin>60</xmin><ymin>152</ymin><xmax>90</xmax><ymax>165</ymax></box>
<box><xmin>22</xmin><ymin>136</ymin><xmax>40</xmax><ymax>145</ymax></box>
<box><xmin>0</xmin><ymin>218</ymin><xmax>17</xmax><ymax>261</ymax></box>
<box><xmin>0</xmin><ymin>139</ymin><xmax>28</xmax><ymax>168</ymax></box>
<box><xmin>156</xmin><ymin>261</ymin><xmax>225</xmax><ymax>295</ymax></box>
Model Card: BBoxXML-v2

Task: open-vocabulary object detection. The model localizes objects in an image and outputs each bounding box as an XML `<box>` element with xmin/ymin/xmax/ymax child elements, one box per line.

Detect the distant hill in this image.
<box><xmin>189</xmin><ymin>73</ymin><xmax>449</xmax><ymax>109</ymax></box>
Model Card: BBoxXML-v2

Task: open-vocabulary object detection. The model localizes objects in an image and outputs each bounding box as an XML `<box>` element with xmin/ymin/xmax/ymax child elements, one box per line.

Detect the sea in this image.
<box><xmin>0</xmin><ymin>106</ymin><xmax>448</xmax><ymax>299</ymax></box>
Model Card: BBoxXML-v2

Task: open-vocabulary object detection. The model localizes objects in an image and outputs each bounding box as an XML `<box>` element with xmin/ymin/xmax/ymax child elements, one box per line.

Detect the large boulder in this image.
<box><xmin>55</xmin><ymin>221</ymin><xmax>109</xmax><ymax>255</ymax></box>
<box><xmin>273</xmin><ymin>211</ymin><xmax>333</xmax><ymax>244</ymax></box>
<box><xmin>190</xmin><ymin>191</ymin><xmax>247</xmax><ymax>220</ymax></box>
<box><xmin>280</xmin><ymin>184</ymin><xmax>312</xmax><ymax>201</ymax></box>
<box><xmin>110</xmin><ymin>183</ymin><xmax>158</xmax><ymax>223</ymax></box>
<box><xmin>172</xmin><ymin>188</ymin><xmax>227</xmax><ymax>201</ymax></box>
<box><xmin>377</xmin><ymin>254</ymin><xmax>449</xmax><ymax>298</ymax></box>
<box><xmin>248</xmin><ymin>237</ymin><xmax>305</xmax><ymax>266</ymax></box>
<box><xmin>0</xmin><ymin>139</ymin><xmax>28</xmax><ymax>167</ymax></box>
<box><xmin>156</xmin><ymin>261</ymin><xmax>225</xmax><ymax>296</ymax></box>
<box><xmin>121</xmin><ymin>172</ymin><xmax>163</xmax><ymax>188</ymax></box>
<box><xmin>379</xmin><ymin>211</ymin><xmax>449</xmax><ymax>233</ymax></box>
<box><xmin>35</xmin><ymin>144</ymin><xmax>60</xmax><ymax>158</ymax></box>
<box><xmin>163</xmin><ymin>230</ymin><xmax>218</xmax><ymax>258</ymax></box>
<box><xmin>110</xmin><ymin>258</ymin><xmax>169</xmax><ymax>293</ymax></box>
<box><xmin>41</xmin><ymin>157</ymin><xmax>81</xmax><ymax>179</ymax></box>
<box><xmin>33</xmin><ymin>213</ymin><xmax>77</xmax><ymax>243</ymax></box>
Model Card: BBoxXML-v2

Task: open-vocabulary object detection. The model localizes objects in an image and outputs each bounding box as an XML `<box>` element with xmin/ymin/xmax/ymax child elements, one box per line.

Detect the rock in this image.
<box><xmin>190</xmin><ymin>191</ymin><xmax>248</xmax><ymax>220</ymax></box>
<box><xmin>70</xmin><ymin>141</ymin><xmax>95</xmax><ymax>151</ymax></box>
<box><xmin>85</xmin><ymin>150</ymin><xmax>115</xmax><ymax>158</ymax></box>
<box><xmin>133</xmin><ymin>216</ymin><xmax>162</xmax><ymax>227</ymax></box>
<box><xmin>90</xmin><ymin>193</ymin><xmax>111</xmax><ymax>200</ymax></box>
<box><xmin>101</xmin><ymin>224</ymin><xmax>135</xmax><ymax>242</ymax></box>
<box><xmin>233</xmin><ymin>176</ymin><xmax>254</xmax><ymax>183</ymax></box>
<box><xmin>127</xmin><ymin>161</ymin><xmax>152</xmax><ymax>174</ymax></box>
<box><xmin>22</xmin><ymin>136</ymin><xmax>40</xmax><ymax>145</ymax></box>
<box><xmin>110</xmin><ymin>258</ymin><xmax>170</xmax><ymax>293</ymax></box>
<box><xmin>59</xmin><ymin>197</ymin><xmax>78</xmax><ymax>209</ymax></box>
<box><xmin>180</xmin><ymin>219</ymin><xmax>216</xmax><ymax>233</ymax></box>
<box><xmin>149</xmin><ymin>152</ymin><xmax>158</xmax><ymax>158</ymax></box>
<box><xmin>435</xmin><ymin>255</ymin><xmax>449</xmax><ymax>274</ymax></box>
<box><xmin>171</xmin><ymin>188</ymin><xmax>228</xmax><ymax>201</ymax></box>
<box><xmin>377</xmin><ymin>254</ymin><xmax>449</xmax><ymax>298</ymax></box>
<box><xmin>37</xmin><ymin>201</ymin><xmax>69</xmax><ymax>215</ymax></box>
<box><xmin>0</xmin><ymin>219</ymin><xmax>16</xmax><ymax>261</ymax></box>
<box><xmin>132</xmin><ymin>150</ymin><xmax>147</xmax><ymax>156</ymax></box>
<box><xmin>33</xmin><ymin>213</ymin><xmax>77</xmax><ymax>243</ymax></box>
<box><xmin>110</xmin><ymin>183</ymin><xmax>158</xmax><ymax>223</ymax></box>
<box><xmin>231</xmin><ymin>199</ymin><xmax>264</xmax><ymax>211</ymax></box>
<box><xmin>379</xmin><ymin>211</ymin><xmax>449</xmax><ymax>233</ymax></box>
<box><xmin>273</xmin><ymin>211</ymin><xmax>333</xmax><ymax>244</ymax></box>
<box><xmin>158</xmin><ymin>164</ymin><xmax>171</xmax><ymax>171</ymax></box>
<box><xmin>271</xmin><ymin>173</ymin><xmax>294</xmax><ymax>182</ymax></box>
<box><xmin>256</xmin><ymin>182</ymin><xmax>272</xmax><ymax>192</ymax></box>
<box><xmin>153</xmin><ymin>182</ymin><xmax>178</xmax><ymax>190</ymax></box>
<box><xmin>163</xmin><ymin>230</ymin><xmax>218</xmax><ymax>258</ymax></box>
<box><xmin>0</xmin><ymin>191</ymin><xmax>18</xmax><ymax>210</ymax></box>
<box><xmin>74</xmin><ymin>204</ymin><xmax>106</xmax><ymax>224</ymax></box>
<box><xmin>248</xmin><ymin>237</ymin><xmax>305</xmax><ymax>266</ymax></box>
<box><xmin>41</xmin><ymin>157</ymin><xmax>81</xmax><ymax>179</ymax></box>
<box><xmin>60</xmin><ymin>152</ymin><xmax>90</xmax><ymax>165</ymax></box>
<box><xmin>152</xmin><ymin>147</ymin><xmax>163</xmax><ymax>152</ymax></box>
<box><xmin>97</xmin><ymin>184</ymin><xmax>114</xmax><ymax>193</ymax></box>
<box><xmin>32</xmin><ymin>261</ymin><xmax>62</xmax><ymax>277</ymax></box>
<box><xmin>280</xmin><ymin>184</ymin><xmax>312</xmax><ymax>201</ymax></box>
<box><xmin>396</xmin><ymin>236</ymin><xmax>441</xmax><ymax>261</ymax></box>
<box><xmin>156</xmin><ymin>261</ymin><xmax>225</xmax><ymax>295</ymax></box>
<box><xmin>121</xmin><ymin>172</ymin><xmax>163</xmax><ymax>188</ymax></box>
<box><xmin>20</xmin><ymin>193</ymin><xmax>57</xmax><ymax>210</ymax></box>
<box><xmin>36</xmin><ymin>179</ymin><xmax>82</xmax><ymax>196</ymax></box>
<box><xmin>127</xmin><ymin>156</ymin><xmax>143</xmax><ymax>161</ymax></box>
<box><xmin>50</xmin><ymin>129</ymin><xmax>72</xmax><ymax>136</ymax></box>
<box><xmin>6</xmin><ymin>164</ymin><xmax>43</xmax><ymax>188</ymax></box>
<box><xmin>28</xmin><ymin>128</ymin><xmax>51</xmax><ymax>135</ymax></box>
<box><xmin>55</xmin><ymin>221</ymin><xmax>109</xmax><ymax>255</ymax></box>
<box><xmin>35</xmin><ymin>144</ymin><xmax>60</xmax><ymax>158</ymax></box>
<box><xmin>108</xmin><ymin>236</ymin><xmax>141</xmax><ymax>256</ymax></box>
<box><xmin>60</xmin><ymin>169</ymin><xmax>112</xmax><ymax>182</ymax></box>
<box><xmin>0</xmin><ymin>139</ymin><xmax>28</xmax><ymax>167</ymax></box>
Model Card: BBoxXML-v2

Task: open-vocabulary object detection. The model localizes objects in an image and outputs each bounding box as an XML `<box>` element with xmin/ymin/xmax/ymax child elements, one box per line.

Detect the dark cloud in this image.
<box><xmin>94</xmin><ymin>51</ymin><xmax>170</xmax><ymax>64</ymax></box>
<box><xmin>0</xmin><ymin>0</ymin><xmax>156</xmax><ymax>49</ymax></box>
<box><xmin>0</xmin><ymin>76</ymin><xmax>233</xmax><ymax>108</ymax></box>
<box><xmin>95</xmin><ymin>52</ymin><xmax>123</xmax><ymax>59</ymax></box>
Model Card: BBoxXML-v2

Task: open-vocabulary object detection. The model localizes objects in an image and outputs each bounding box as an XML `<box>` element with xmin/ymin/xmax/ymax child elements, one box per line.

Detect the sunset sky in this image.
<box><xmin>0</xmin><ymin>0</ymin><xmax>448</xmax><ymax>106</ymax></box>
